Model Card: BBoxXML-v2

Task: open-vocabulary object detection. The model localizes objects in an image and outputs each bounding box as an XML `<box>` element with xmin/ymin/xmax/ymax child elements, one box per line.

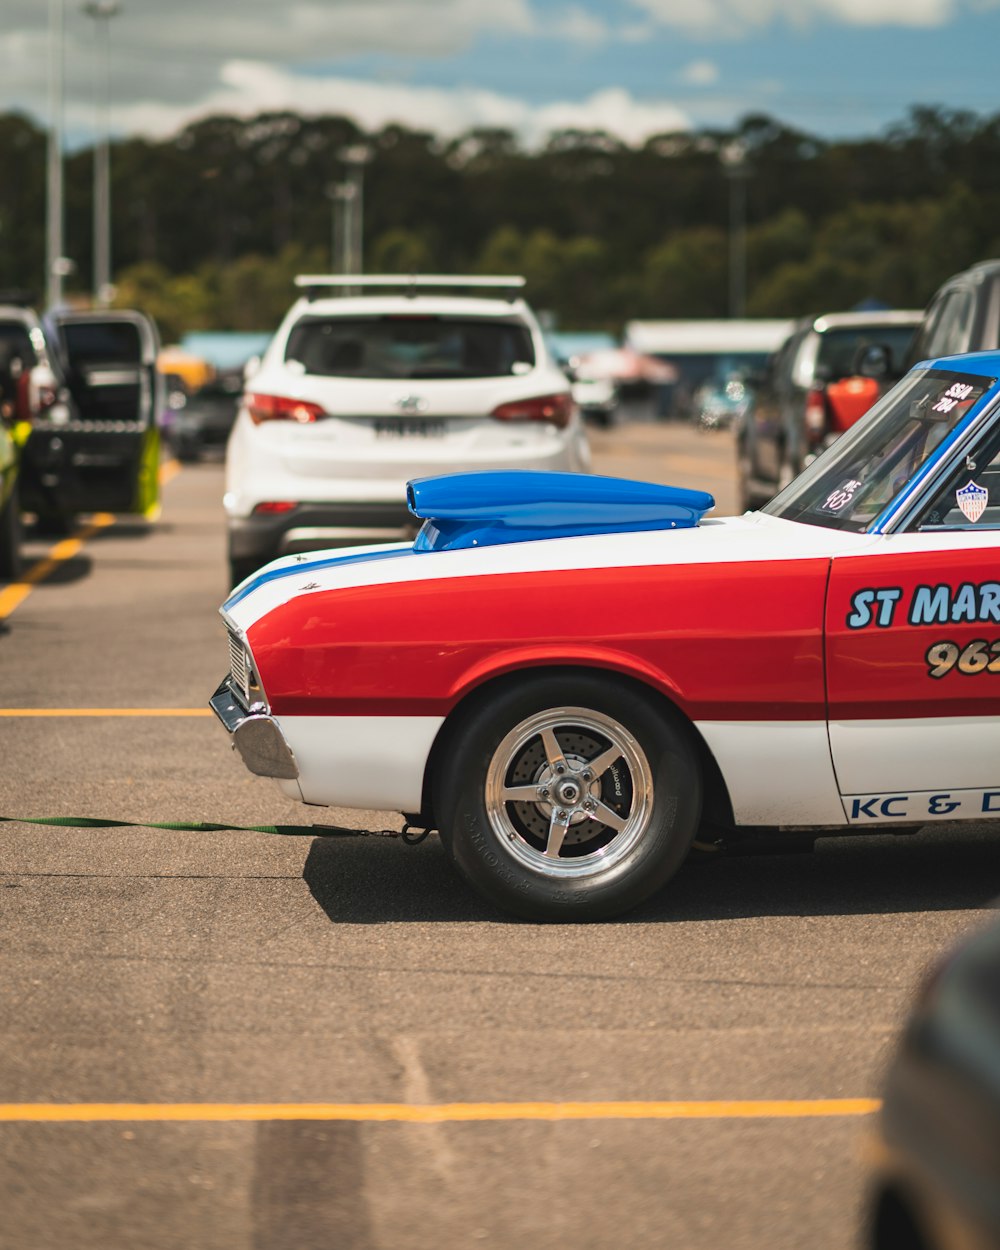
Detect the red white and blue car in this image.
<box><xmin>212</xmin><ymin>352</ymin><xmax>1000</xmax><ymax>920</ymax></box>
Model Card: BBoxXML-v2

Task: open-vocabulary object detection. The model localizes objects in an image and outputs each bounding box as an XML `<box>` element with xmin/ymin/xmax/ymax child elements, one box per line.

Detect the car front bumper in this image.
<box><xmin>209</xmin><ymin>678</ymin><xmax>299</xmax><ymax>781</ymax></box>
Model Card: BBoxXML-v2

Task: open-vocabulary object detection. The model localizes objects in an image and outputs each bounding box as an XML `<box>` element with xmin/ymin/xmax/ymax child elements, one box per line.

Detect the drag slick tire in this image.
<box><xmin>436</xmin><ymin>674</ymin><xmax>701</xmax><ymax>921</ymax></box>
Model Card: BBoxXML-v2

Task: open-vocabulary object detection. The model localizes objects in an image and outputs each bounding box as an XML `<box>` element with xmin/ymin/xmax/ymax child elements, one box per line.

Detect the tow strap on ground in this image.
<box><xmin>0</xmin><ymin>815</ymin><xmax>433</xmax><ymax>843</ymax></box>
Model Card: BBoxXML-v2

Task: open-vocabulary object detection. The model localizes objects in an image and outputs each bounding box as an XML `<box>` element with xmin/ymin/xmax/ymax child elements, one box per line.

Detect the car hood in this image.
<box><xmin>222</xmin><ymin>474</ymin><xmax>874</xmax><ymax>634</ymax></box>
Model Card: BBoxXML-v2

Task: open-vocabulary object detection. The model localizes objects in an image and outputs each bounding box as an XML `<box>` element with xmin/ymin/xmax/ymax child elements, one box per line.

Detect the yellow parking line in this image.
<box><xmin>0</xmin><ymin>459</ymin><xmax>182</xmax><ymax>621</ymax></box>
<box><xmin>0</xmin><ymin>513</ymin><xmax>115</xmax><ymax>620</ymax></box>
<box><xmin>0</xmin><ymin>709</ymin><xmax>212</xmax><ymax>716</ymax></box>
<box><xmin>0</xmin><ymin>1099</ymin><xmax>882</xmax><ymax>1124</ymax></box>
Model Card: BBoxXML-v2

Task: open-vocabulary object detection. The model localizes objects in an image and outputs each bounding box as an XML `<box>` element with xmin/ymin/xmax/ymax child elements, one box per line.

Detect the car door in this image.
<box><xmin>750</xmin><ymin>331</ymin><xmax>801</xmax><ymax>485</ymax></box>
<box><xmin>23</xmin><ymin>310</ymin><xmax>162</xmax><ymax>519</ymax></box>
<box><xmin>825</xmin><ymin>418</ymin><xmax>1000</xmax><ymax>826</ymax></box>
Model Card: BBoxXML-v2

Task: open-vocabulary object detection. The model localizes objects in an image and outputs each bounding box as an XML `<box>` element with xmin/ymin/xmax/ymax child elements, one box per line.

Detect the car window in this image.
<box><xmin>194</xmin><ymin>376</ymin><xmax>243</xmax><ymax>399</ymax></box>
<box><xmin>0</xmin><ymin>321</ymin><xmax>38</xmax><ymax>369</ymax></box>
<box><xmin>917</xmin><ymin>424</ymin><xmax>1000</xmax><ymax>530</ymax></box>
<box><xmin>917</xmin><ymin>289</ymin><xmax>974</xmax><ymax>360</ymax></box>
<box><xmin>60</xmin><ymin>320</ymin><xmax>144</xmax><ymax>366</ymax></box>
<box><xmin>285</xmin><ymin>315</ymin><xmax>536</xmax><ymax>380</ymax></box>
<box><xmin>762</xmin><ymin>367</ymin><xmax>994</xmax><ymax>532</ymax></box>
<box><xmin>814</xmin><ymin>325</ymin><xmax>917</xmax><ymax>379</ymax></box>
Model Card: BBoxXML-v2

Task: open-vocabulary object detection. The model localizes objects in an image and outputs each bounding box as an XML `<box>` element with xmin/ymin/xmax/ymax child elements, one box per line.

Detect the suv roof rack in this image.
<box><xmin>294</xmin><ymin>274</ymin><xmax>526</xmax><ymax>301</ymax></box>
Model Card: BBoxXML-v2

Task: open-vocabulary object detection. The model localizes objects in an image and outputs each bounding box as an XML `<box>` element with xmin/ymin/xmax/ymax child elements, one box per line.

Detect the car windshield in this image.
<box><xmin>762</xmin><ymin>367</ymin><xmax>996</xmax><ymax>532</ymax></box>
<box><xmin>285</xmin><ymin>315</ymin><xmax>536</xmax><ymax>379</ymax></box>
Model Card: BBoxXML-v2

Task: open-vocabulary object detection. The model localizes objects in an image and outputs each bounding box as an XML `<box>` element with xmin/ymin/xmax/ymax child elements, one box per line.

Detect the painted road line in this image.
<box><xmin>0</xmin><ymin>709</ymin><xmax>212</xmax><ymax>716</ymax></box>
<box><xmin>0</xmin><ymin>1099</ymin><xmax>882</xmax><ymax>1124</ymax></box>
<box><xmin>0</xmin><ymin>513</ymin><xmax>115</xmax><ymax>620</ymax></box>
<box><xmin>0</xmin><ymin>459</ymin><xmax>183</xmax><ymax>622</ymax></box>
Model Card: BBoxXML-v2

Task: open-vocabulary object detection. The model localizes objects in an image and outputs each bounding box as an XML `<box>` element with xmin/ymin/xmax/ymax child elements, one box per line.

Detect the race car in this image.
<box><xmin>212</xmin><ymin>350</ymin><xmax>1000</xmax><ymax>921</ymax></box>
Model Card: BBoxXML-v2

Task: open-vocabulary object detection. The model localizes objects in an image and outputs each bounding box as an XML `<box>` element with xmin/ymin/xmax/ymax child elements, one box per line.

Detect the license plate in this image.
<box><xmin>373</xmin><ymin>419</ymin><xmax>446</xmax><ymax>439</ymax></box>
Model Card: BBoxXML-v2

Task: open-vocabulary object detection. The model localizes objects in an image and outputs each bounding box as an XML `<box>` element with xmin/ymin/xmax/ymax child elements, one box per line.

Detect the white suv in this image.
<box><xmin>223</xmin><ymin>275</ymin><xmax>591</xmax><ymax>585</ymax></box>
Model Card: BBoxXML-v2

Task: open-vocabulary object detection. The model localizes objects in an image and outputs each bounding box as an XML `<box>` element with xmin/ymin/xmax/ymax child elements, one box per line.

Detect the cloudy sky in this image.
<box><xmin>3</xmin><ymin>0</ymin><xmax>1000</xmax><ymax>148</ymax></box>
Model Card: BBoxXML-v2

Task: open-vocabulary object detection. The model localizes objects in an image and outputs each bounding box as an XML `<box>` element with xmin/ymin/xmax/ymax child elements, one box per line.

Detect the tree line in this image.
<box><xmin>1</xmin><ymin>105</ymin><xmax>998</xmax><ymax>341</ymax></box>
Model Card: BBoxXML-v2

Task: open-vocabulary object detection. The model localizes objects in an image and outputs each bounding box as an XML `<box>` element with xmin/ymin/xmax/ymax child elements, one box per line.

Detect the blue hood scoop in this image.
<box><xmin>407</xmin><ymin>471</ymin><xmax>714</xmax><ymax>553</ymax></box>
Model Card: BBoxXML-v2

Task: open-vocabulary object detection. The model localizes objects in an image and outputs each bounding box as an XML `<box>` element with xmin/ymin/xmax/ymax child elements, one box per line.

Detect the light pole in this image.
<box><xmin>327</xmin><ymin>181</ymin><xmax>356</xmax><ymax>274</ymax></box>
<box><xmin>337</xmin><ymin>144</ymin><xmax>372</xmax><ymax>276</ymax></box>
<box><xmin>83</xmin><ymin>0</ymin><xmax>120</xmax><ymax>307</ymax></box>
<box><xmin>721</xmin><ymin>141</ymin><xmax>748</xmax><ymax>320</ymax></box>
<box><xmin>46</xmin><ymin>0</ymin><xmax>66</xmax><ymax>310</ymax></box>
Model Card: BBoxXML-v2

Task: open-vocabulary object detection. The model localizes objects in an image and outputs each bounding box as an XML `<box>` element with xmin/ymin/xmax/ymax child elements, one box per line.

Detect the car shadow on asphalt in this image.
<box><xmin>89</xmin><ymin>519</ymin><xmax>169</xmax><ymax>540</ymax></box>
<box><xmin>16</xmin><ymin>552</ymin><xmax>95</xmax><ymax>586</ymax></box>
<box><xmin>302</xmin><ymin>823</ymin><xmax>1000</xmax><ymax>925</ymax></box>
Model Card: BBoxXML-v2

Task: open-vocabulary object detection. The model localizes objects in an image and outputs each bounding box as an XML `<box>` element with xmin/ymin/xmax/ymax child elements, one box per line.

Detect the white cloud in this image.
<box><xmin>628</xmin><ymin>0</ymin><xmax>990</xmax><ymax>30</ymax></box>
<box><xmin>546</xmin><ymin>7</ymin><xmax>610</xmax><ymax>43</ymax></box>
<box><xmin>680</xmin><ymin>60</ymin><xmax>721</xmax><ymax>86</ymax></box>
<box><xmin>62</xmin><ymin>61</ymin><xmax>689</xmax><ymax>148</ymax></box>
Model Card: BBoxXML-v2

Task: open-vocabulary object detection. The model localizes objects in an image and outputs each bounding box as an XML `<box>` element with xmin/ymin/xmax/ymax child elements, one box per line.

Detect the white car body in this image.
<box><xmin>223</xmin><ymin>276</ymin><xmax>590</xmax><ymax>582</ymax></box>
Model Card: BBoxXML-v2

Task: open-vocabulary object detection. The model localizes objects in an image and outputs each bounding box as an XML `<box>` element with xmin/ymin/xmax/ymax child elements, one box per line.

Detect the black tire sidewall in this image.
<box><xmin>436</xmin><ymin>674</ymin><xmax>701</xmax><ymax>921</ymax></box>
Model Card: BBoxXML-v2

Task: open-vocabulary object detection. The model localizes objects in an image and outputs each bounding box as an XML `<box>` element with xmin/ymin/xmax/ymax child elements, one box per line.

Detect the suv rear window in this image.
<box><xmin>60</xmin><ymin>321</ymin><xmax>144</xmax><ymax>366</ymax></box>
<box><xmin>815</xmin><ymin>324</ymin><xmax>917</xmax><ymax>379</ymax></box>
<box><xmin>285</xmin><ymin>315</ymin><xmax>535</xmax><ymax>380</ymax></box>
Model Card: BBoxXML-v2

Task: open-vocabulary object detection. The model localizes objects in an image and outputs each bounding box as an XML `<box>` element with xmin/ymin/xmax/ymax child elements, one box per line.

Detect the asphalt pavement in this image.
<box><xmin>1</xmin><ymin>416</ymin><xmax>997</xmax><ymax>1250</ymax></box>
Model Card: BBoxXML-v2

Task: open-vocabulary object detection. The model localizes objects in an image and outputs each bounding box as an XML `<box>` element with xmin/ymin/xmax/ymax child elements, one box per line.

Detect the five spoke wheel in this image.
<box><xmin>484</xmin><ymin>706</ymin><xmax>654</xmax><ymax>878</ymax></box>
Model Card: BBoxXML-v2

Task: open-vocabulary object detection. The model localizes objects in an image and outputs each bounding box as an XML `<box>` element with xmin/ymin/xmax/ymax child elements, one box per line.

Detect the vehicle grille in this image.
<box><xmin>228</xmin><ymin>631</ymin><xmax>249</xmax><ymax>701</ymax></box>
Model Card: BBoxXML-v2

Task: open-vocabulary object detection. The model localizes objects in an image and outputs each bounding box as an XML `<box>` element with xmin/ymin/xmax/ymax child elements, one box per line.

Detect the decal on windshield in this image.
<box><xmin>818</xmin><ymin>478</ymin><xmax>862</xmax><ymax>515</ymax></box>
<box><xmin>955</xmin><ymin>479</ymin><xmax>989</xmax><ymax>522</ymax></box>
<box><xmin>932</xmin><ymin>381</ymin><xmax>978</xmax><ymax>414</ymax></box>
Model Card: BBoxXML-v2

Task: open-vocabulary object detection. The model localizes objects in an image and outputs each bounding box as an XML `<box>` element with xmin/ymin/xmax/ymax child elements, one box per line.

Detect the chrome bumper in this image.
<box><xmin>209</xmin><ymin>679</ymin><xmax>299</xmax><ymax>781</ymax></box>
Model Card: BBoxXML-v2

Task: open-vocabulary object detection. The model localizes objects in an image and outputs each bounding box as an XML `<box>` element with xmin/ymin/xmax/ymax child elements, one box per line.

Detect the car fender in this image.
<box><xmin>444</xmin><ymin>642</ymin><xmax>688</xmax><ymax>714</ymax></box>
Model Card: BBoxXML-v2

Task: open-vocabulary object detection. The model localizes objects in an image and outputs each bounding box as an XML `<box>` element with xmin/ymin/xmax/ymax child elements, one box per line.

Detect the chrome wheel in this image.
<box><xmin>483</xmin><ymin>706</ymin><xmax>654</xmax><ymax>880</ymax></box>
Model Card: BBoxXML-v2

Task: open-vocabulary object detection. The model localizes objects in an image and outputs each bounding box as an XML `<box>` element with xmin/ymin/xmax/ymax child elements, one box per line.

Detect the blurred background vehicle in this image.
<box><xmin>166</xmin><ymin>368</ymin><xmax>244</xmax><ymax>462</ymax></box>
<box><xmin>561</xmin><ymin>359</ymin><xmax>619</xmax><ymax>428</ymax></box>
<box><xmin>904</xmin><ymin>259</ymin><xmax>1000</xmax><ymax>367</ymax></box>
<box><xmin>692</xmin><ymin>358</ymin><xmax>755</xmax><ymax>431</ymax></box>
<box><xmin>866</xmin><ymin>908</ymin><xmax>1000</xmax><ymax>1250</ymax></box>
<box><xmin>20</xmin><ymin>308</ymin><xmax>163</xmax><ymax>532</ymax></box>
<box><xmin>0</xmin><ymin>352</ymin><xmax>22</xmax><ymax>578</ymax></box>
<box><xmin>625</xmin><ymin>318</ymin><xmax>794</xmax><ymax>419</ymax></box>
<box><xmin>736</xmin><ymin>308</ymin><xmax>921</xmax><ymax>510</ymax></box>
<box><xmin>223</xmin><ymin>274</ymin><xmax>591</xmax><ymax>587</ymax></box>
<box><xmin>546</xmin><ymin>332</ymin><xmax>621</xmax><ymax>427</ymax></box>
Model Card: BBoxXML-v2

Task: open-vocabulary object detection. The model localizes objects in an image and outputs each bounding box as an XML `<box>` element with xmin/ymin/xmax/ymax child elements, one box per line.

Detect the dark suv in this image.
<box><xmin>904</xmin><ymin>259</ymin><xmax>1000</xmax><ymax>367</ymax></box>
<box><xmin>0</xmin><ymin>306</ymin><xmax>163</xmax><ymax>533</ymax></box>
<box><xmin>0</xmin><ymin>343</ymin><xmax>22</xmax><ymax>579</ymax></box>
<box><xmin>737</xmin><ymin>309</ymin><xmax>921</xmax><ymax>510</ymax></box>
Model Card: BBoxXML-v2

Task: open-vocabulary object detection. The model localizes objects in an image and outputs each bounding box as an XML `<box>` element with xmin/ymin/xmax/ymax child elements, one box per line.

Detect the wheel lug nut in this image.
<box><xmin>555</xmin><ymin>809</ymin><xmax>567</xmax><ymax>820</ymax></box>
<box><xmin>538</xmin><ymin>787</ymin><xmax>549</xmax><ymax>799</ymax></box>
<box><xmin>555</xmin><ymin>764</ymin><xmax>566</xmax><ymax>774</ymax></box>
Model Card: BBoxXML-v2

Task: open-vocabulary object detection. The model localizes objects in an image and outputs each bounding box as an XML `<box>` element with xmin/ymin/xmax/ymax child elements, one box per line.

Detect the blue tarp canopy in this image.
<box><xmin>179</xmin><ymin>331</ymin><xmax>272</xmax><ymax>370</ymax></box>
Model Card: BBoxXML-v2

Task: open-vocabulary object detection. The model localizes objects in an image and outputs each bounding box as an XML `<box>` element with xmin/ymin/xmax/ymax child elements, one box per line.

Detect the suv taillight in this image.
<box><xmin>247</xmin><ymin>392</ymin><xmax>326</xmax><ymax>424</ymax></box>
<box><xmin>804</xmin><ymin>388</ymin><xmax>827</xmax><ymax>445</ymax></box>
<box><xmin>490</xmin><ymin>392</ymin><xmax>573</xmax><ymax>429</ymax></box>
